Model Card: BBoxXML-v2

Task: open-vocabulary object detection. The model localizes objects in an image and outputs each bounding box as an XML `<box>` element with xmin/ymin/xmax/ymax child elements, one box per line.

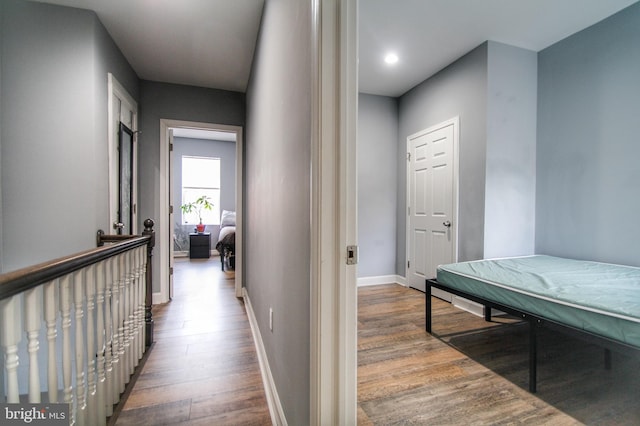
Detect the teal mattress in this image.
<box><xmin>437</xmin><ymin>255</ymin><xmax>640</xmax><ymax>348</ymax></box>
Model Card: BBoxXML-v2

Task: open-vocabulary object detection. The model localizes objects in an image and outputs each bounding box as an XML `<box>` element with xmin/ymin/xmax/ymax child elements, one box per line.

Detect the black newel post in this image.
<box><xmin>142</xmin><ymin>218</ymin><xmax>155</xmax><ymax>347</ymax></box>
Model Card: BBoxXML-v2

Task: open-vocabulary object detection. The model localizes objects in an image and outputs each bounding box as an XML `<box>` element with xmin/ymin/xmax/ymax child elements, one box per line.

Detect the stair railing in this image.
<box><xmin>0</xmin><ymin>219</ymin><xmax>155</xmax><ymax>426</ymax></box>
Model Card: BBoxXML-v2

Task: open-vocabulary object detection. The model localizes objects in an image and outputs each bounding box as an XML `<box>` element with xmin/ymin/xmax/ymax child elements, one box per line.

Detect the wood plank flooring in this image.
<box><xmin>114</xmin><ymin>258</ymin><xmax>271</xmax><ymax>425</ymax></box>
<box><xmin>358</xmin><ymin>284</ymin><xmax>640</xmax><ymax>425</ymax></box>
<box><xmin>113</xmin><ymin>264</ymin><xmax>639</xmax><ymax>425</ymax></box>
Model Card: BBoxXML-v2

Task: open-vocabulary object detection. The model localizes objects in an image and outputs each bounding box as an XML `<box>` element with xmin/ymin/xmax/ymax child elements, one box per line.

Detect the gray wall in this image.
<box><xmin>0</xmin><ymin>0</ymin><xmax>138</xmax><ymax>272</ymax></box>
<box><xmin>172</xmin><ymin>136</ymin><xmax>236</xmax><ymax>249</ymax></box>
<box><xmin>398</xmin><ymin>43</ymin><xmax>488</xmax><ymax>272</ymax></box>
<box><xmin>0</xmin><ymin>1</ymin><xmax>4</xmax><ymax>272</ymax></box>
<box><xmin>357</xmin><ymin>94</ymin><xmax>398</xmax><ymax>278</ymax></box>
<box><xmin>138</xmin><ymin>81</ymin><xmax>245</xmax><ymax>291</ymax></box>
<box><xmin>245</xmin><ymin>0</ymin><xmax>312</xmax><ymax>423</ymax></box>
<box><xmin>484</xmin><ymin>42</ymin><xmax>537</xmax><ymax>258</ymax></box>
<box><xmin>536</xmin><ymin>3</ymin><xmax>640</xmax><ymax>266</ymax></box>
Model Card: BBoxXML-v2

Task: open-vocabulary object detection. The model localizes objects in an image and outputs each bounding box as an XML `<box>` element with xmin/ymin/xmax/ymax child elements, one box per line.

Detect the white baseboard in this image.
<box><xmin>450</xmin><ymin>295</ymin><xmax>507</xmax><ymax>317</ymax></box>
<box><xmin>173</xmin><ymin>251</ymin><xmax>220</xmax><ymax>258</ymax></box>
<box><xmin>452</xmin><ymin>295</ymin><xmax>484</xmax><ymax>317</ymax></box>
<box><xmin>152</xmin><ymin>292</ymin><xmax>165</xmax><ymax>305</ymax></box>
<box><xmin>357</xmin><ymin>275</ymin><xmax>406</xmax><ymax>287</ymax></box>
<box><xmin>243</xmin><ymin>288</ymin><xmax>287</xmax><ymax>426</ymax></box>
<box><xmin>429</xmin><ymin>287</ymin><xmax>451</xmax><ymax>302</ymax></box>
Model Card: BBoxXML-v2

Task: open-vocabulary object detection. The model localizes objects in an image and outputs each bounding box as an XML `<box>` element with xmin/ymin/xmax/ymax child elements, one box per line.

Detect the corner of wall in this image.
<box><xmin>484</xmin><ymin>42</ymin><xmax>537</xmax><ymax>258</ymax></box>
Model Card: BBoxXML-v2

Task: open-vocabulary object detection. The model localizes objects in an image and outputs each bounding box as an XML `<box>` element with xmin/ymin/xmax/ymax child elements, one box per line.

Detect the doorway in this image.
<box><xmin>108</xmin><ymin>73</ymin><xmax>138</xmax><ymax>235</ymax></box>
<box><xmin>117</xmin><ymin>123</ymin><xmax>134</xmax><ymax>235</ymax></box>
<box><xmin>158</xmin><ymin>119</ymin><xmax>244</xmax><ymax>302</ymax></box>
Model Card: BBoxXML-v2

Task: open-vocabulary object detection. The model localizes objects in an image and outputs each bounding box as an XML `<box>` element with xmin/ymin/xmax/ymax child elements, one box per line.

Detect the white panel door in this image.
<box><xmin>407</xmin><ymin>118</ymin><xmax>458</xmax><ymax>293</ymax></box>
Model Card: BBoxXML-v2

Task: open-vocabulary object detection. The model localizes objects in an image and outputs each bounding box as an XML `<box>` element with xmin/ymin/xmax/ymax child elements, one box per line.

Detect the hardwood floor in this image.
<box><xmin>358</xmin><ymin>284</ymin><xmax>640</xmax><ymax>425</ymax></box>
<box><xmin>114</xmin><ymin>266</ymin><xmax>639</xmax><ymax>425</ymax></box>
<box><xmin>114</xmin><ymin>257</ymin><xmax>271</xmax><ymax>425</ymax></box>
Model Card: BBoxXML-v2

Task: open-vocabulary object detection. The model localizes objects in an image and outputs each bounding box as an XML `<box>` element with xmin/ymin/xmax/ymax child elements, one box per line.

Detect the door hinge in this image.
<box><xmin>346</xmin><ymin>245</ymin><xmax>358</xmax><ymax>265</ymax></box>
<box><xmin>407</xmin><ymin>152</ymin><xmax>411</xmax><ymax>161</ymax></box>
<box><xmin>408</xmin><ymin>260</ymin><xmax>410</xmax><ymax>269</ymax></box>
<box><xmin>169</xmin><ymin>267</ymin><xmax>174</xmax><ymax>276</ymax></box>
<box><xmin>169</xmin><ymin>205</ymin><xmax>173</xmax><ymax>214</ymax></box>
<box><xmin>169</xmin><ymin>143</ymin><xmax>174</xmax><ymax>152</ymax></box>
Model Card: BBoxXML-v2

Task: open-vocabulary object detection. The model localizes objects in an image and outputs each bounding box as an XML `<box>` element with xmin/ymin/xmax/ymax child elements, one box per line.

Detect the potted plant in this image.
<box><xmin>180</xmin><ymin>195</ymin><xmax>214</xmax><ymax>233</ymax></box>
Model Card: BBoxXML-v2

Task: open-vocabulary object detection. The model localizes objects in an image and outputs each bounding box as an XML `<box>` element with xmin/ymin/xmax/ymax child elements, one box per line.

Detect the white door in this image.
<box><xmin>406</xmin><ymin>117</ymin><xmax>458</xmax><ymax>293</ymax></box>
<box><xmin>108</xmin><ymin>74</ymin><xmax>138</xmax><ymax>235</ymax></box>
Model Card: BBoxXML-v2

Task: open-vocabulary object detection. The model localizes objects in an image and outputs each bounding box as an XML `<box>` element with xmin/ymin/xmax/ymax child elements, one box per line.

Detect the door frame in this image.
<box><xmin>405</xmin><ymin>117</ymin><xmax>460</xmax><ymax>290</ymax></box>
<box><xmin>158</xmin><ymin>119</ymin><xmax>244</xmax><ymax>302</ymax></box>
<box><xmin>118</xmin><ymin>122</ymin><xmax>135</xmax><ymax>235</ymax></box>
<box><xmin>309</xmin><ymin>0</ymin><xmax>358</xmax><ymax>423</ymax></box>
<box><xmin>107</xmin><ymin>73</ymin><xmax>138</xmax><ymax>234</ymax></box>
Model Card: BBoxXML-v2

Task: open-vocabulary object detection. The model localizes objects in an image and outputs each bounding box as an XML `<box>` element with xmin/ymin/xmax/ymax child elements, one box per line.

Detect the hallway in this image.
<box><xmin>114</xmin><ymin>258</ymin><xmax>271</xmax><ymax>425</ymax></box>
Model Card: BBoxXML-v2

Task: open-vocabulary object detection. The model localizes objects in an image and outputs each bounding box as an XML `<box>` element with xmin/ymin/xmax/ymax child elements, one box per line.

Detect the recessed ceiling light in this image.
<box><xmin>384</xmin><ymin>53</ymin><xmax>399</xmax><ymax>65</ymax></box>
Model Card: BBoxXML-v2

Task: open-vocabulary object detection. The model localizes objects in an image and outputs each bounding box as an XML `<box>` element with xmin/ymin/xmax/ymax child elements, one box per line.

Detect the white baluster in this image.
<box><xmin>73</xmin><ymin>270</ymin><xmax>87</xmax><ymax>426</ymax></box>
<box><xmin>126</xmin><ymin>250</ymin><xmax>137</xmax><ymax>373</ymax></box>
<box><xmin>104</xmin><ymin>257</ymin><xmax>116</xmax><ymax>413</ymax></box>
<box><xmin>132</xmin><ymin>248</ymin><xmax>142</xmax><ymax>363</ymax></box>
<box><xmin>1</xmin><ymin>295</ymin><xmax>22</xmax><ymax>403</ymax></box>
<box><xmin>118</xmin><ymin>253</ymin><xmax>130</xmax><ymax>386</ymax></box>
<box><xmin>123</xmin><ymin>251</ymin><xmax>134</xmax><ymax>378</ymax></box>
<box><xmin>44</xmin><ymin>280</ymin><xmax>59</xmax><ymax>403</ymax></box>
<box><xmin>59</xmin><ymin>275</ymin><xmax>74</xmax><ymax>423</ymax></box>
<box><xmin>24</xmin><ymin>287</ymin><xmax>43</xmax><ymax>402</ymax></box>
<box><xmin>85</xmin><ymin>265</ymin><xmax>98</xmax><ymax>425</ymax></box>
<box><xmin>138</xmin><ymin>247</ymin><xmax>146</xmax><ymax>358</ymax></box>
<box><xmin>95</xmin><ymin>261</ymin><xmax>107</xmax><ymax>422</ymax></box>
<box><xmin>117</xmin><ymin>253</ymin><xmax>127</xmax><ymax>393</ymax></box>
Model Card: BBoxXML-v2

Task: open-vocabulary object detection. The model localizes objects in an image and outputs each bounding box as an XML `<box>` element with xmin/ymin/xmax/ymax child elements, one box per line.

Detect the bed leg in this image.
<box><xmin>484</xmin><ymin>306</ymin><xmax>491</xmax><ymax>322</ymax></box>
<box><xmin>425</xmin><ymin>283</ymin><xmax>432</xmax><ymax>333</ymax></box>
<box><xmin>604</xmin><ymin>348</ymin><xmax>612</xmax><ymax>370</ymax></box>
<box><xmin>529</xmin><ymin>319</ymin><xmax>538</xmax><ymax>393</ymax></box>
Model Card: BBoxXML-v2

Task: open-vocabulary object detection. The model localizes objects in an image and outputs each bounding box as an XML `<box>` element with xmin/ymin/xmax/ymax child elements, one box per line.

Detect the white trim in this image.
<box><xmin>152</xmin><ymin>292</ymin><xmax>164</xmax><ymax>305</ymax></box>
<box><xmin>171</xmin><ymin>251</ymin><xmax>220</xmax><ymax>258</ymax></box>
<box><xmin>452</xmin><ymin>295</ymin><xmax>485</xmax><ymax>317</ymax></box>
<box><xmin>243</xmin><ymin>289</ymin><xmax>287</xmax><ymax>426</ymax></box>
<box><xmin>357</xmin><ymin>275</ymin><xmax>404</xmax><ymax>287</ymax></box>
<box><xmin>158</xmin><ymin>119</ymin><xmax>244</xmax><ymax>304</ymax></box>
<box><xmin>395</xmin><ymin>275</ymin><xmax>407</xmax><ymax>287</ymax></box>
<box><xmin>309</xmin><ymin>0</ymin><xmax>358</xmax><ymax>424</ymax></box>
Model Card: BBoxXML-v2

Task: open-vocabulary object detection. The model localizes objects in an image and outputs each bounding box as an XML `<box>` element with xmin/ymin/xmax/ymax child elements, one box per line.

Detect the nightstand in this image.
<box><xmin>189</xmin><ymin>232</ymin><xmax>211</xmax><ymax>259</ymax></box>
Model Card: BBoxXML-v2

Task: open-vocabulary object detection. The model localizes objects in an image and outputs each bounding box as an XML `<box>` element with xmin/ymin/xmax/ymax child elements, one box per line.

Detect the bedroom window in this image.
<box><xmin>181</xmin><ymin>156</ymin><xmax>221</xmax><ymax>225</ymax></box>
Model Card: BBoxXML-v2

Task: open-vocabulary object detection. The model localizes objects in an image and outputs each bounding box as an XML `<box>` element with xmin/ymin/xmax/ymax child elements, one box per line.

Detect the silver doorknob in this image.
<box><xmin>443</xmin><ymin>220</ymin><xmax>451</xmax><ymax>228</ymax></box>
<box><xmin>113</xmin><ymin>222</ymin><xmax>124</xmax><ymax>230</ymax></box>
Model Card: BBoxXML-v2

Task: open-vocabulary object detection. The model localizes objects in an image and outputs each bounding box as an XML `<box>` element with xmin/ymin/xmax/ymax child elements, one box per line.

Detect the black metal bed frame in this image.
<box><xmin>425</xmin><ymin>278</ymin><xmax>639</xmax><ymax>393</ymax></box>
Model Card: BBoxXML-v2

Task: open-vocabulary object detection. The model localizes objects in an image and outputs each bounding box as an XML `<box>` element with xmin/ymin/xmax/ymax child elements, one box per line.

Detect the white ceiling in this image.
<box><xmin>32</xmin><ymin>0</ymin><xmax>265</xmax><ymax>93</ymax></box>
<box><xmin>33</xmin><ymin>0</ymin><xmax>638</xmax><ymax>97</ymax></box>
<box><xmin>360</xmin><ymin>0</ymin><xmax>639</xmax><ymax>97</ymax></box>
